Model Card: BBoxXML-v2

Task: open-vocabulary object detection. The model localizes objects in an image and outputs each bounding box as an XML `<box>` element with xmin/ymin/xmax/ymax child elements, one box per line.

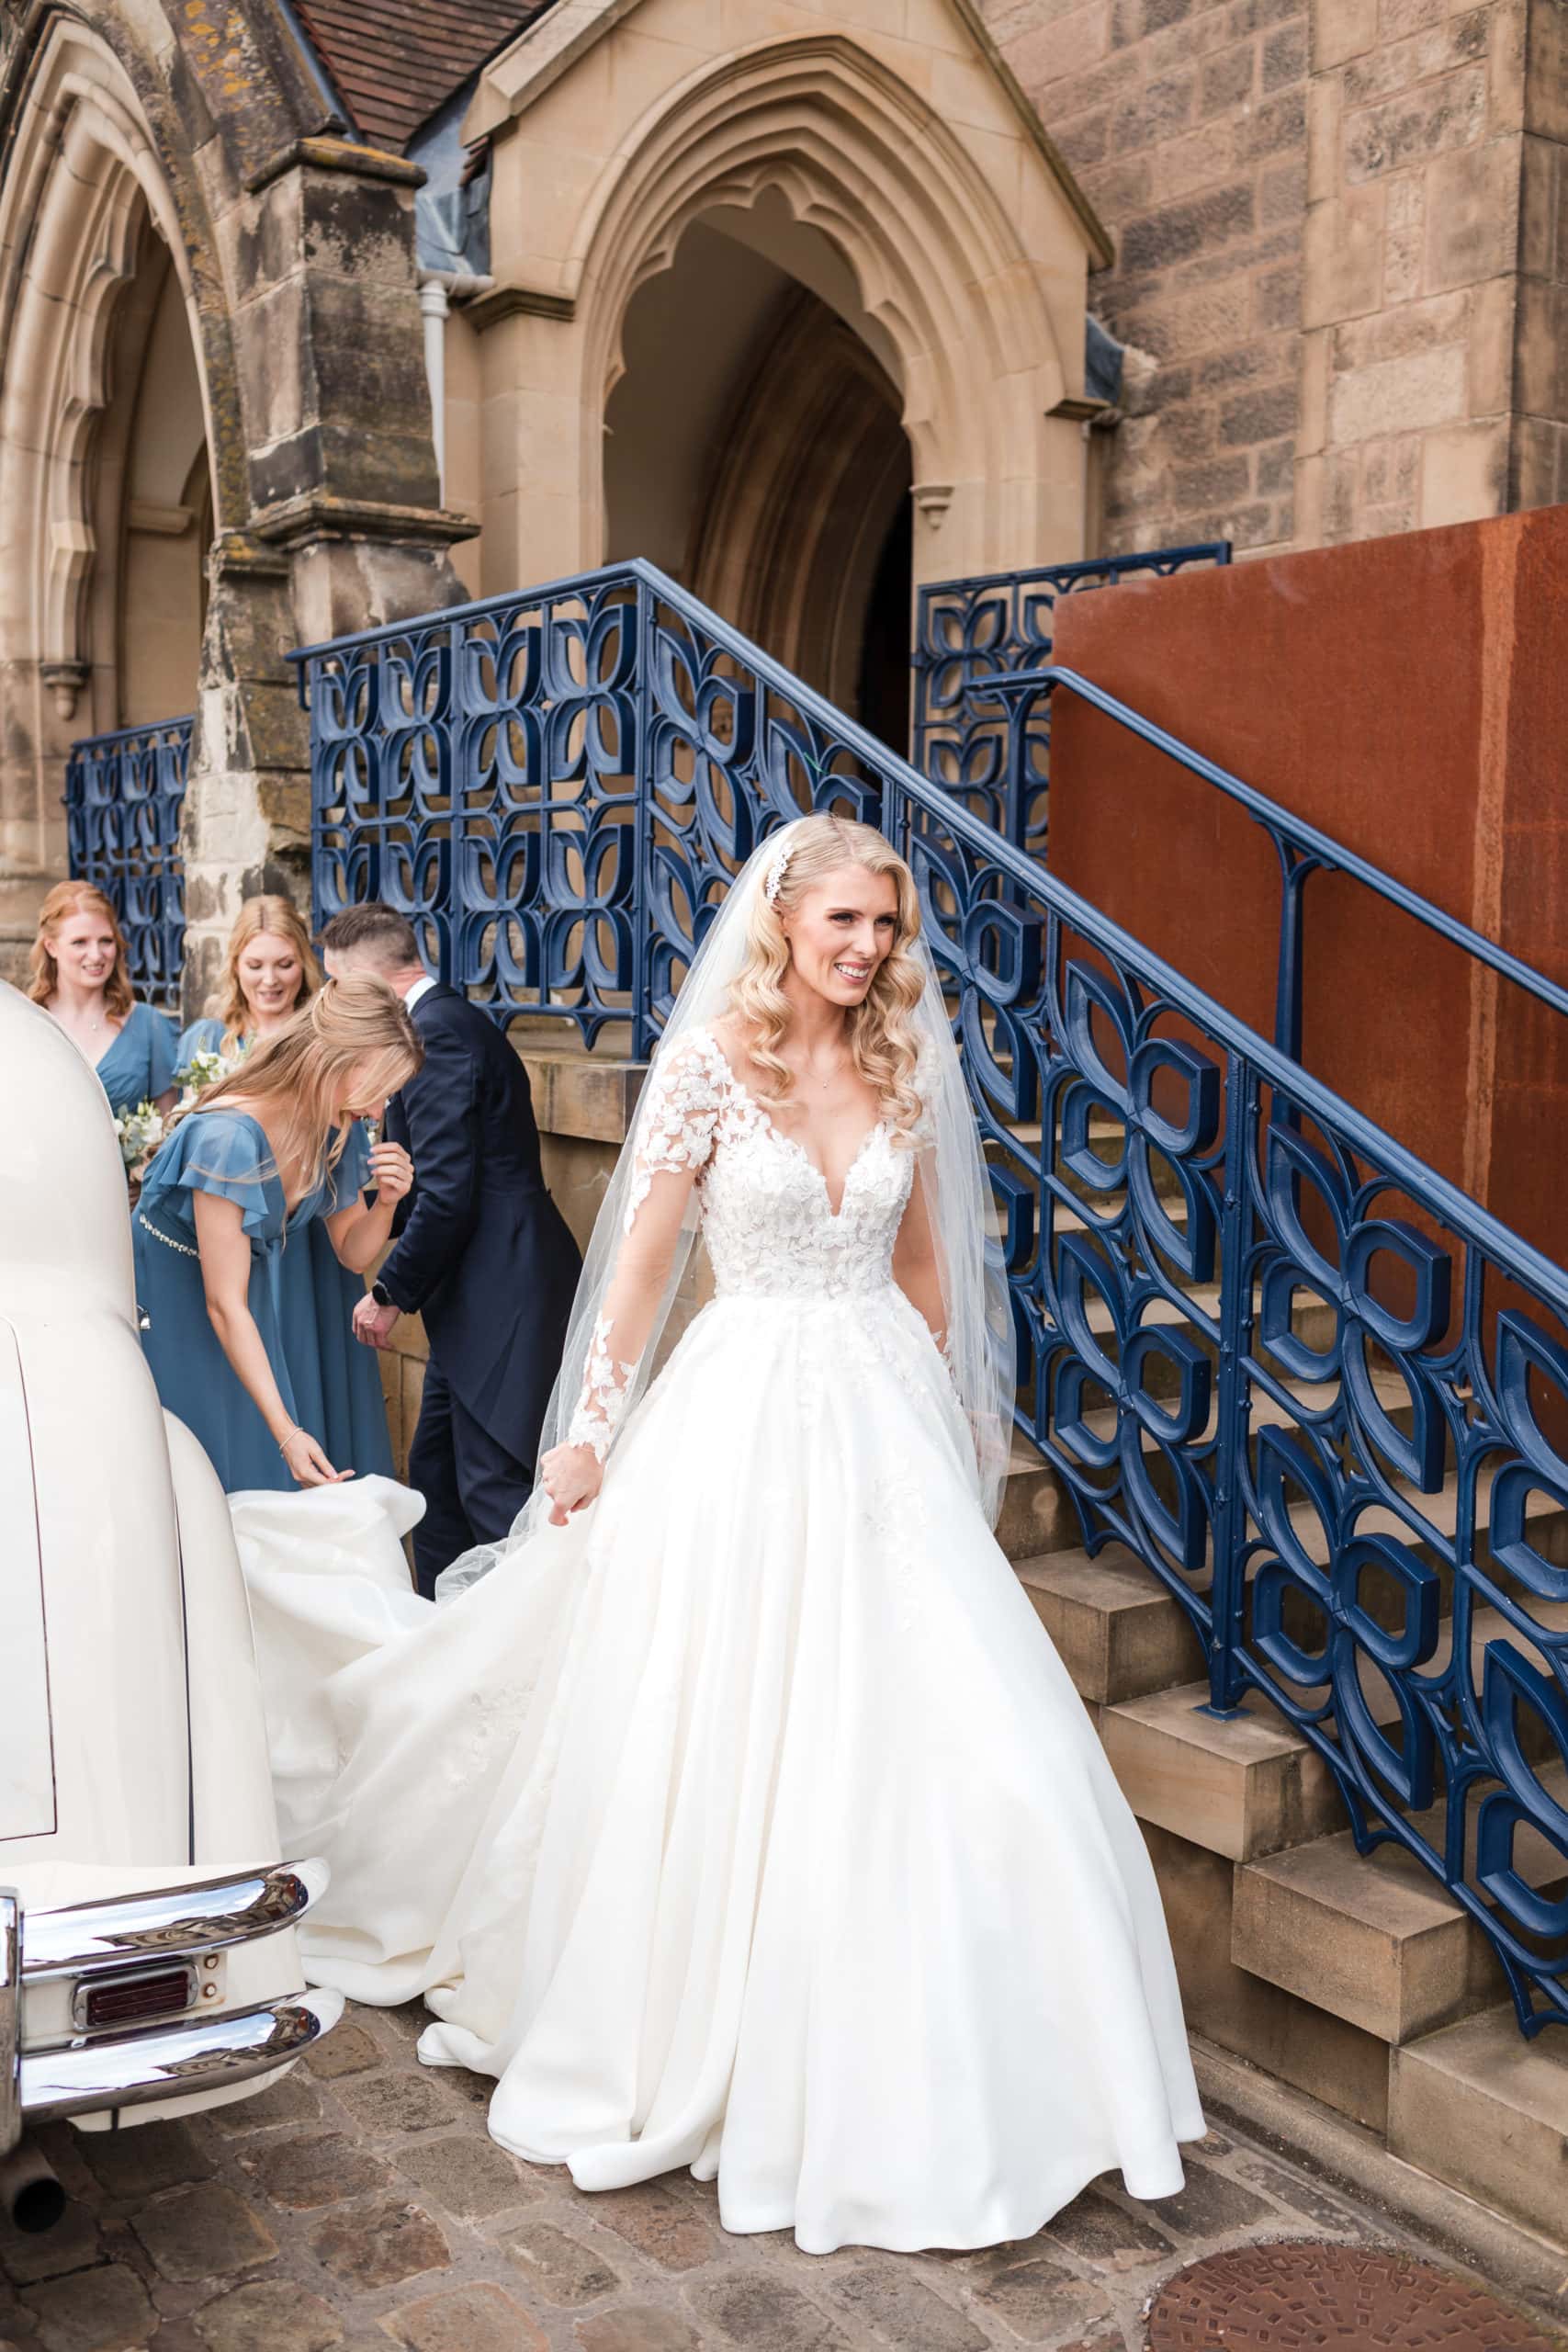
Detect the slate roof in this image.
<box><xmin>294</xmin><ymin>0</ymin><xmax>546</xmax><ymax>152</ymax></box>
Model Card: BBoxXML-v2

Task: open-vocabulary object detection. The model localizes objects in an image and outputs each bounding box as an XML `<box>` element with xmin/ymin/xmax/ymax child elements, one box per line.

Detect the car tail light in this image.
<box><xmin>73</xmin><ymin>1966</ymin><xmax>197</xmax><ymax>2034</ymax></box>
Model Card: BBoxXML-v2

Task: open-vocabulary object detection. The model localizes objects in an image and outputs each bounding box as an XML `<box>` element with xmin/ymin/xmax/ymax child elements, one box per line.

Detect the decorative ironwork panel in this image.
<box><xmin>299</xmin><ymin>574</ymin><xmax>647</xmax><ymax>1048</ymax></box>
<box><xmin>298</xmin><ymin>557</ymin><xmax>1568</xmax><ymax>2032</ymax></box>
<box><xmin>64</xmin><ymin>717</ymin><xmax>193</xmax><ymax>1009</ymax></box>
<box><xmin>912</xmin><ymin>547</ymin><xmax>1231</xmax><ymax>856</ymax></box>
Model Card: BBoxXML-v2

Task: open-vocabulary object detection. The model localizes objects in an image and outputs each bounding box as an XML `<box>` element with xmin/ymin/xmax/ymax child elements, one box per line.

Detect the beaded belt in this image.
<box><xmin>137</xmin><ymin>1212</ymin><xmax>199</xmax><ymax>1261</ymax></box>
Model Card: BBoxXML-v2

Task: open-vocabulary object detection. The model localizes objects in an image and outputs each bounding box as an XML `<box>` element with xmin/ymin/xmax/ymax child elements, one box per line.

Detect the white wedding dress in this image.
<box><xmin>232</xmin><ymin>1026</ymin><xmax>1203</xmax><ymax>2256</ymax></box>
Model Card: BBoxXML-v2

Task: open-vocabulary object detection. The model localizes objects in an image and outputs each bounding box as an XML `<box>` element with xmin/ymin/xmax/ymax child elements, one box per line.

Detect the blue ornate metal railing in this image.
<box><xmin>912</xmin><ymin>545</ymin><xmax>1231</xmax><ymax>855</ymax></box>
<box><xmin>64</xmin><ymin>715</ymin><xmax>193</xmax><ymax>1009</ymax></box>
<box><xmin>294</xmin><ymin>560</ymin><xmax>1568</xmax><ymax>2036</ymax></box>
<box><xmin>999</xmin><ymin>666</ymin><xmax>1568</xmax><ymax>1070</ymax></box>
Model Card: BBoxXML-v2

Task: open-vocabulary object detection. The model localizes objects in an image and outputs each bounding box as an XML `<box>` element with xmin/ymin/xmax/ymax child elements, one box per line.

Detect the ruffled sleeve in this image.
<box><xmin>138</xmin><ymin>1111</ymin><xmax>280</xmax><ymax>1243</ymax></box>
<box><xmin>144</xmin><ymin>1004</ymin><xmax>179</xmax><ymax>1097</ymax></box>
<box><xmin>176</xmin><ymin>1015</ymin><xmax>225</xmax><ymax>1069</ymax></box>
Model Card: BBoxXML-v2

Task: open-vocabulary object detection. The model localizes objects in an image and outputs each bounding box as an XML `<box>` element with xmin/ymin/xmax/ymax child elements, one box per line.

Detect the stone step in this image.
<box><xmin>1100</xmin><ymin>1588</ymin><xmax>1568</xmax><ymax>1864</ymax></box>
<box><xmin>1099</xmin><ymin>1681</ymin><xmax>1342</xmax><ymax>1863</ymax></box>
<box><xmin>1010</xmin><ymin>1405</ymin><xmax>1564</xmax><ymax>1682</ymax></box>
<box><xmin>1389</xmin><ymin>2001</ymin><xmax>1568</xmax><ymax>2246</ymax></box>
<box><xmin>1231</xmin><ymin>1764</ymin><xmax>1568</xmax><ymax>2047</ymax></box>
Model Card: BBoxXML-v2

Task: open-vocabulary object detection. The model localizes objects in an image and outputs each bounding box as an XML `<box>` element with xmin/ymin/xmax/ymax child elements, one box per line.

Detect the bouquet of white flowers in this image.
<box><xmin>175</xmin><ymin>1046</ymin><xmax>230</xmax><ymax>1106</ymax></box>
<box><xmin>114</xmin><ymin>1098</ymin><xmax>165</xmax><ymax>1180</ymax></box>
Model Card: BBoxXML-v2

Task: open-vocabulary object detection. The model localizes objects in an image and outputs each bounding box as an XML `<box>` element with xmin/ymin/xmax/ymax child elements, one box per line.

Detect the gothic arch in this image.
<box><xmin>575</xmin><ymin>36</ymin><xmax>1079</xmax><ymax>582</ymax></box>
<box><xmin>0</xmin><ymin>15</ymin><xmax>227</xmax><ymax>875</ymax></box>
<box><xmin>466</xmin><ymin>6</ymin><xmax>1106</xmax><ymax>595</ymax></box>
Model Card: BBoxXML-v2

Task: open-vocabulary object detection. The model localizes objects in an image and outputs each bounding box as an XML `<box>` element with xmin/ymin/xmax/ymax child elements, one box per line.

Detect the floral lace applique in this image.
<box><xmin>567</xmin><ymin>1313</ymin><xmax>636</xmax><ymax>1460</ymax></box>
<box><xmin>622</xmin><ymin>1033</ymin><xmax>728</xmax><ymax>1230</ymax></box>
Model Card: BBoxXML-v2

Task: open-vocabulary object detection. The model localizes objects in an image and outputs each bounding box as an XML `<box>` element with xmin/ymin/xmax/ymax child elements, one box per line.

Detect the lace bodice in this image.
<box><xmin>568</xmin><ymin>1029</ymin><xmax>919</xmax><ymax>1456</ymax></box>
<box><xmin>634</xmin><ymin>1030</ymin><xmax>913</xmax><ymax>1301</ymax></box>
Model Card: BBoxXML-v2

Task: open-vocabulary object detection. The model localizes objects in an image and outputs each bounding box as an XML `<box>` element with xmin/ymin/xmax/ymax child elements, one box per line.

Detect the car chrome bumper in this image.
<box><xmin>1</xmin><ymin>1862</ymin><xmax>340</xmax><ymax>2152</ymax></box>
<box><xmin>17</xmin><ymin>1989</ymin><xmax>342</xmax><ymax>2129</ymax></box>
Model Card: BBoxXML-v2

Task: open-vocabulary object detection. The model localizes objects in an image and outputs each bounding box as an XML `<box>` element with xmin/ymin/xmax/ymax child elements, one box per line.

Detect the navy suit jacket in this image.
<box><xmin>379</xmin><ymin>985</ymin><xmax>581</xmax><ymax>1465</ymax></box>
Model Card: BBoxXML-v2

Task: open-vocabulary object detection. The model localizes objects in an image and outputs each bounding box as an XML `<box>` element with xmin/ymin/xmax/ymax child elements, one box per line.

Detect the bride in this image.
<box><xmin>236</xmin><ymin>811</ymin><xmax>1203</xmax><ymax>2256</ymax></box>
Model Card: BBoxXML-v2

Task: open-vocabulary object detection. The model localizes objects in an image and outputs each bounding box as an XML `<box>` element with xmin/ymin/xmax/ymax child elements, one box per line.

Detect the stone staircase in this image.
<box><xmin>377</xmin><ymin>1025</ymin><xmax>1568</xmax><ymax>2255</ymax></box>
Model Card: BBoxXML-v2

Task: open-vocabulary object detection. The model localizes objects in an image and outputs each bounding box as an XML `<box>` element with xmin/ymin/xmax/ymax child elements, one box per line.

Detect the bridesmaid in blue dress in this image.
<box><xmin>133</xmin><ymin>975</ymin><xmax>421</xmax><ymax>1491</ymax></box>
<box><xmin>177</xmin><ymin>895</ymin><xmax>398</xmax><ymax>1482</ymax></box>
<box><xmin>28</xmin><ymin>880</ymin><xmax>177</xmax><ymax>1115</ymax></box>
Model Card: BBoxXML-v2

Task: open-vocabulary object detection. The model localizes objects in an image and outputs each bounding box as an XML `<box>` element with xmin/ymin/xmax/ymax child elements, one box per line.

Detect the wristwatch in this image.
<box><xmin>370</xmin><ymin>1280</ymin><xmax>395</xmax><ymax>1309</ymax></box>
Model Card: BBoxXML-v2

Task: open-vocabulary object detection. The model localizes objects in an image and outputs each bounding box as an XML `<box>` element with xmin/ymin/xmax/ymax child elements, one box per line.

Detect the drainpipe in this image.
<box><xmin>418</xmin><ymin>270</ymin><xmax>495</xmax><ymax>503</ymax></box>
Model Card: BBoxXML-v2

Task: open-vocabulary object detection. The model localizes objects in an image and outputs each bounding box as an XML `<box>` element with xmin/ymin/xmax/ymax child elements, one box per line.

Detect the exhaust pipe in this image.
<box><xmin>0</xmin><ymin>2138</ymin><xmax>65</xmax><ymax>2233</ymax></box>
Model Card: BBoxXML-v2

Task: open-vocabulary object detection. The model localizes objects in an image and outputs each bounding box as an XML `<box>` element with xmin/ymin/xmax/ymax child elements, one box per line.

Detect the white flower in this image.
<box><xmin>114</xmin><ymin>1098</ymin><xmax>165</xmax><ymax>1175</ymax></box>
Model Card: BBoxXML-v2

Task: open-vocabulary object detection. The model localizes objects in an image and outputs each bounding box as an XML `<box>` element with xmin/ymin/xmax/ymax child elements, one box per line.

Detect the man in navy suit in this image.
<box><xmin>321</xmin><ymin>905</ymin><xmax>582</xmax><ymax>1596</ymax></box>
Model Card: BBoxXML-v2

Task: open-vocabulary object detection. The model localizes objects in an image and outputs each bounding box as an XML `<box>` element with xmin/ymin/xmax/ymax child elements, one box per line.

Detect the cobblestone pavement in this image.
<box><xmin>0</xmin><ymin>2002</ymin><xmax>1556</xmax><ymax>2352</ymax></box>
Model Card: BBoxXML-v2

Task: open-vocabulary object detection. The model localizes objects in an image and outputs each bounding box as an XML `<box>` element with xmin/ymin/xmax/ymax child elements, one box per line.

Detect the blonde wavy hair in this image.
<box><xmin>728</xmin><ymin>814</ymin><xmax>927</xmax><ymax>1144</ymax></box>
<box><xmin>28</xmin><ymin>881</ymin><xmax>134</xmax><ymax>1019</ymax></box>
<box><xmin>212</xmin><ymin>894</ymin><xmax>321</xmax><ymax>1044</ymax></box>
<box><xmin>177</xmin><ymin>975</ymin><xmax>422</xmax><ymax>1191</ymax></box>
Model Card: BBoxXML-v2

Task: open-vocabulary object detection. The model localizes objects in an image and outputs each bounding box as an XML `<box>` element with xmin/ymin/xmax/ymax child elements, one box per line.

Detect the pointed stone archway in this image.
<box><xmin>456</xmin><ymin>2</ymin><xmax>1111</xmax><ymax>616</ymax></box>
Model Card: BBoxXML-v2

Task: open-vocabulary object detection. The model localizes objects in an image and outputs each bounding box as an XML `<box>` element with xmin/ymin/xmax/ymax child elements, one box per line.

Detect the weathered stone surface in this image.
<box><xmin>209</xmin><ymin>2072</ymin><xmax>322</xmax><ymax>2132</ymax></box>
<box><xmin>1045</xmin><ymin>2187</ymin><xmax>1178</xmax><ymax>2267</ymax></box>
<box><xmin>304</xmin><ymin>2021</ymin><xmax>383</xmax><ymax>2080</ymax></box>
<box><xmin>310</xmin><ymin>2198</ymin><xmax>450</xmax><ymax>2290</ymax></box>
<box><xmin>499</xmin><ymin>2219</ymin><xmax>619</xmax><ymax>2306</ymax></box>
<box><xmin>395</xmin><ymin>2134</ymin><xmax>535</xmax><ymax>2219</ymax></box>
<box><xmin>573</xmin><ymin>2312</ymin><xmax>703</xmax><ymax>2352</ymax></box>
<box><xmin>20</xmin><ymin>2263</ymin><xmax>156</xmax><ymax>2352</ymax></box>
<box><xmin>130</xmin><ymin>2182</ymin><xmax>277</xmax><ymax>2282</ymax></box>
<box><xmin>335</xmin><ymin>2071</ymin><xmax>456</xmax><ymax>2137</ymax></box>
<box><xmin>380</xmin><ymin>2282</ymin><xmax>547</xmax><ymax>2352</ymax></box>
<box><xmin>966</xmin><ymin>2248</ymin><xmax>1115</xmax><ymax>2339</ymax></box>
<box><xmin>690</xmin><ymin>2270</ymin><xmax>851</xmax><ymax>2347</ymax></box>
<box><xmin>826</xmin><ymin>2259</ymin><xmax>987</xmax><ymax>2348</ymax></box>
<box><xmin>194</xmin><ymin>2279</ymin><xmax>344</xmax><ymax>2352</ymax></box>
<box><xmin>1221</xmin><ymin>382</ymin><xmax>1298</xmax><ymax>443</ymax></box>
<box><xmin>240</xmin><ymin>2132</ymin><xmax>393</xmax><ymax>2211</ymax></box>
<box><xmin>1120</xmin><ymin>181</ymin><xmax>1256</xmax><ymax>270</ymax></box>
<box><xmin>76</xmin><ymin>2122</ymin><xmax>210</xmax><ymax>2199</ymax></box>
<box><xmin>585</xmin><ymin>2185</ymin><xmax>719</xmax><ymax>2272</ymax></box>
<box><xmin>1146</xmin><ymin>2155</ymin><xmax>1276</xmax><ymax>2234</ymax></box>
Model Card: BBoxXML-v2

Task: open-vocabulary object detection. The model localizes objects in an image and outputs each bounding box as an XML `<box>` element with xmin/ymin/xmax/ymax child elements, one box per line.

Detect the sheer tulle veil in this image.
<box><xmin>436</xmin><ymin>817</ymin><xmax>1015</xmax><ymax>1596</ymax></box>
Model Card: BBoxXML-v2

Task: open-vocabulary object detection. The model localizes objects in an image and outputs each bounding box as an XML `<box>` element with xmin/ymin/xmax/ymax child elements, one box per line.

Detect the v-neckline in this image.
<box><xmin>712</xmin><ymin>1048</ymin><xmax>885</xmax><ymax>1221</ymax></box>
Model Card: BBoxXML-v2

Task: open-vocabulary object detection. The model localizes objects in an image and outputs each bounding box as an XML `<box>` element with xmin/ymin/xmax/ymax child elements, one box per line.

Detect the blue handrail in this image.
<box><xmin>293</xmin><ymin>559</ymin><xmax>1568</xmax><ymax>2036</ymax></box>
<box><xmin>912</xmin><ymin>545</ymin><xmax>1233</xmax><ymax>856</ymax></box>
<box><xmin>985</xmin><ymin>663</ymin><xmax>1568</xmax><ymax>1061</ymax></box>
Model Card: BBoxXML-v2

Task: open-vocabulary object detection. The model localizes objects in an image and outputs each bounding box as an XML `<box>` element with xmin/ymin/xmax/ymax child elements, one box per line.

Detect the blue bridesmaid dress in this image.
<box><xmin>95</xmin><ymin>1001</ymin><xmax>178</xmax><ymax>1114</ymax></box>
<box><xmin>171</xmin><ymin>1028</ymin><xmax>395</xmax><ymax>1486</ymax></box>
<box><xmin>175</xmin><ymin>1013</ymin><xmax>232</xmax><ymax>1069</ymax></box>
<box><xmin>132</xmin><ymin>1110</ymin><xmax>391</xmax><ymax>1492</ymax></box>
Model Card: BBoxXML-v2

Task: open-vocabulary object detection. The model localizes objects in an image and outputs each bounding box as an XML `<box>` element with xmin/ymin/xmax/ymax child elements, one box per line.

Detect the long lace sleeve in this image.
<box><xmin>564</xmin><ymin>1033</ymin><xmax>725</xmax><ymax>1460</ymax></box>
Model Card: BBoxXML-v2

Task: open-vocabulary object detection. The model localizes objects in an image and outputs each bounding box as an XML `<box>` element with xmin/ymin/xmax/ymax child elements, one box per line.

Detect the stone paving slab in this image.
<box><xmin>0</xmin><ymin>2001</ymin><xmax>1557</xmax><ymax>2352</ymax></box>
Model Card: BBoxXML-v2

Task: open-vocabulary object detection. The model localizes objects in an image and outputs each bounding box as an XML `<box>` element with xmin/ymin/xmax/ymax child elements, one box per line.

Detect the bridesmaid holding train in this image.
<box><xmin>177</xmin><ymin>895</ymin><xmax>399</xmax><ymax>1481</ymax></box>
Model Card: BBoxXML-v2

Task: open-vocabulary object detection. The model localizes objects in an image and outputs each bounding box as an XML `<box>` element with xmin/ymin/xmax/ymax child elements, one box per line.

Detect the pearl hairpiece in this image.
<box><xmin>762</xmin><ymin>836</ymin><xmax>796</xmax><ymax>908</ymax></box>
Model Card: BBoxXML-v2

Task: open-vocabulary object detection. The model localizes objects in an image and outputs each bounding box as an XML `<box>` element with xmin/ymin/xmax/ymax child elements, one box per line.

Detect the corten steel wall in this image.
<box><xmin>1047</xmin><ymin>506</ymin><xmax>1568</xmax><ymax>1266</ymax></box>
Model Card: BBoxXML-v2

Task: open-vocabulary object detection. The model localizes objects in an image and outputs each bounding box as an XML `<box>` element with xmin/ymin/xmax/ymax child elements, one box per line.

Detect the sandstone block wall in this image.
<box><xmin>987</xmin><ymin>0</ymin><xmax>1568</xmax><ymax>557</ymax></box>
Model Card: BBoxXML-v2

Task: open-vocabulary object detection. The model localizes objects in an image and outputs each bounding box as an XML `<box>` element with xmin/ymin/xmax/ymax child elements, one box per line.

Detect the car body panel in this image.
<box><xmin>0</xmin><ymin>982</ymin><xmax>338</xmax><ymax>2139</ymax></box>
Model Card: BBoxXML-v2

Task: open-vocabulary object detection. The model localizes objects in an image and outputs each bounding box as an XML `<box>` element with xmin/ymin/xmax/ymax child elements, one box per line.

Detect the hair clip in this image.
<box><xmin>763</xmin><ymin>836</ymin><xmax>796</xmax><ymax>907</ymax></box>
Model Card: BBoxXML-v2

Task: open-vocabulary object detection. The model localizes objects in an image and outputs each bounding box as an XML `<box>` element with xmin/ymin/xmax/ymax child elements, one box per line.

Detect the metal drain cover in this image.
<box><xmin>1143</xmin><ymin>2240</ymin><xmax>1563</xmax><ymax>2349</ymax></box>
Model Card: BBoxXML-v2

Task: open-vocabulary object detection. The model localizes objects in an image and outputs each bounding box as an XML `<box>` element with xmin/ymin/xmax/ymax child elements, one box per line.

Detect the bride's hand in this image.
<box><xmin>540</xmin><ymin>1442</ymin><xmax>603</xmax><ymax>1525</ymax></box>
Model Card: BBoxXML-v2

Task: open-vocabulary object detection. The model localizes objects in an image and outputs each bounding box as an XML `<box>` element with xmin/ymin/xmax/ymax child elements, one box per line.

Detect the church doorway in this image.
<box><xmin>603</xmin><ymin>194</ymin><xmax>913</xmax><ymax>754</ymax></box>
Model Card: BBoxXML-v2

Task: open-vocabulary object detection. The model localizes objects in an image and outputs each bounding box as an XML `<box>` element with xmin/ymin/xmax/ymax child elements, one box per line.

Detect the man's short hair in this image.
<box><xmin>318</xmin><ymin>904</ymin><xmax>421</xmax><ymax>968</ymax></box>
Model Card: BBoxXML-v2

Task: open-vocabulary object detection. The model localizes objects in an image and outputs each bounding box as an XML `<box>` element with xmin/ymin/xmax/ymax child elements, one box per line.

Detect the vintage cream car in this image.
<box><xmin>0</xmin><ymin>982</ymin><xmax>341</xmax><ymax>2229</ymax></box>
